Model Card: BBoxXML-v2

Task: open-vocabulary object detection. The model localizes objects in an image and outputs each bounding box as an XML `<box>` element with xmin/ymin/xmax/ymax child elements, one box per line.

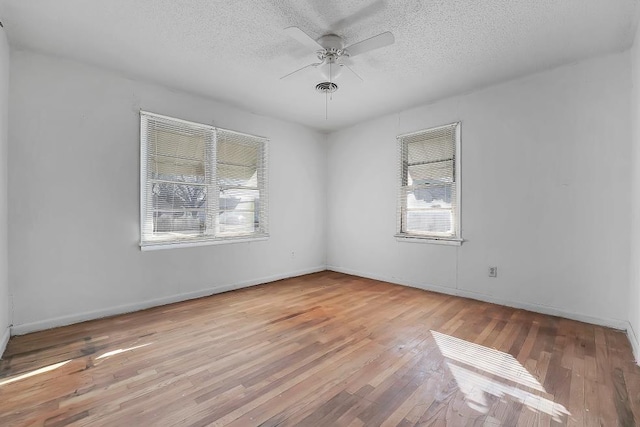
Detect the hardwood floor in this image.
<box><xmin>0</xmin><ymin>271</ymin><xmax>638</xmax><ymax>426</ymax></box>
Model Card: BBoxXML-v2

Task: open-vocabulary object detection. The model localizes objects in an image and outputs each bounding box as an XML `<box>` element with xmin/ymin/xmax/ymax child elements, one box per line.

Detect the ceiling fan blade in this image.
<box><xmin>339</xmin><ymin>63</ymin><xmax>363</xmax><ymax>82</ymax></box>
<box><xmin>284</xmin><ymin>26</ymin><xmax>323</xmax><ymax>51</ymax></box>
<box><xmin>345</xmin><ymin>31</ymin><xmax>395</xmax><ymax>57</ymax></box>
<box><xmin>280</xmin><ymin>62</ymin><xmax>322</xmax><ymax>80</ymax></box>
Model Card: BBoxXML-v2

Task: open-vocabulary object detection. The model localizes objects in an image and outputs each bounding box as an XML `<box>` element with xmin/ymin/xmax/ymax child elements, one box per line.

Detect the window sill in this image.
<box><xmin>141</xmin><ymin>235</ymin><xmax>269</xmax><ymax>251</ymax></box>
<box><xmin>395</xmin><ymin>234</ymin><xmax>464</xmax><ymax>246</ymax></box>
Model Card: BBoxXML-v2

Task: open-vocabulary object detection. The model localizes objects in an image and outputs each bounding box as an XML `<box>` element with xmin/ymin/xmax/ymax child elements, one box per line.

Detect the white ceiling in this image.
<box><xmin>0</xmin><ymin>0</ymin><xmax>637</xmax><ymax>132</ymax></box>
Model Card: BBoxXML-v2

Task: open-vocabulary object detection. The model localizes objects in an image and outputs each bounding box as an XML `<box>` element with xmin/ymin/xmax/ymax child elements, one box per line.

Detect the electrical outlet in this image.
<box><xmin>488</xmin><ymin>267</ymin><xmax>497</xmax><ymax>278</ymax></box>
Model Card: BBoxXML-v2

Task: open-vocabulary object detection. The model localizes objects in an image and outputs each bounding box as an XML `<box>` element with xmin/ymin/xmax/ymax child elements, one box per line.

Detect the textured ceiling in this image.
<box><xmin>0</xmin><ymin>0</ymin><xmax>637</xmax><ymax>131</ymax></box>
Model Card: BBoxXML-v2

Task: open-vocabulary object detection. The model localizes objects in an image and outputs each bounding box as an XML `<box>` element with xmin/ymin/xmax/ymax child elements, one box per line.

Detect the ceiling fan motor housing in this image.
<box><xmin>315</xmin><ymin>34</ymin><xmax>346</xmax><ymax>83</ymax></box>
<box><xmin>318</xmin><ymin>34</ymin><xmax>344</xmax><ymax>51</ymax></box>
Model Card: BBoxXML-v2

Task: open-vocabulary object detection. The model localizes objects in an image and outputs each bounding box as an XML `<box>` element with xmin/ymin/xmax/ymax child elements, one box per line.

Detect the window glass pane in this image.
<box><xmin>218</xmin><ymin>188</ymin><xmax>260</xmax><ymax>235</ymax></box>
<box><xmin>218</xmin><ymin>164</ymin><xmax>257</xmax><ymax>187</ymax></box>
<box><xmin>405</xmin><ymin>183</ymin><xmax>454</xmax><ymax>234</ymax></box>
<box><xmin>406</xmin><ymin>184</ymin><xmax>454</xmax><ymax>209</ymax></box>
<box><xmin>405</xmin><ymin>209</ymin><xmax>453</xmax><ymax>234</ymax></box>
<box><xmin>153</xmin><ymin>211</ymin><xmax>205</xmax><ymax>234</ymax></box>
<box><xmin>411</xmin><ymin>182</ymin><xmax>454</xmax><ymax>205</ymax></box>
<box><xmin>153</xmin><ymin>182</ymin><xmax>207</xmax><ymax>210</ymax></box>
<box><xmin>152</xmin><ymin>182</ymin><xmax>207</xmax><ymax>233</ymax></box>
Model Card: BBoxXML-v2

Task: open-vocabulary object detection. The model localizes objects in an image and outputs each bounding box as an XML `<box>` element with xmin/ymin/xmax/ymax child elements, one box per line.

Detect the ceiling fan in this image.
<box><xmin>281</xmin><ymin>26</ymin><xmax>395</xmax><ymax>91</ymax></box>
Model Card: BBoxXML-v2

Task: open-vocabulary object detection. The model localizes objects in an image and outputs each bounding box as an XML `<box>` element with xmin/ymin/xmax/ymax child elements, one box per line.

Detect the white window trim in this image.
<box><xmin>141</xmin><ymin>236</ymin><xmax>269</xmax><ymax>251</ymax></box>
<box><xmin>139</xmin><ymin>111</ymin><xmax>269</xmax><ymax>250</ymax></box>
<box><xmin>395</xmin><ymin>235</ymin><xmax>463</xmax><ymax>246</ymax></box>
<box><xmin>396</xmin><ymin>121</ymin><xmax>463</xmax><ymax>245</ymax></box>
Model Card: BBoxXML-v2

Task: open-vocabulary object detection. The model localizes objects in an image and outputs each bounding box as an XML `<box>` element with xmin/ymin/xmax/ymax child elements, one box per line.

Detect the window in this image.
<box><xmin>140</xmin><ymin>111</ymin><xmax>268</xmax><ymax>249</ymax></box>
<box><xmin>396</xmin><ymin>122</ymin><xmax>461</xmax><ymax>243</ymax></box>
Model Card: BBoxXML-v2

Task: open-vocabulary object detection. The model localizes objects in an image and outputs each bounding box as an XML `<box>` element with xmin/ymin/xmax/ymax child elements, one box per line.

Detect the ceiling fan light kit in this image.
<box><xmin>315</xmin><ymin>81</ymin><xmax>339</xmax><ymax>94</ymax></box>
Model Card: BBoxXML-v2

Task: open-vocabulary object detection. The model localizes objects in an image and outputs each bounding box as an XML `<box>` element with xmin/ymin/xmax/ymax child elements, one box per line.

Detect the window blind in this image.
<box><xmin>140</xmin><ymin>112</ymin><xmax>268</xmax><ymax>248</ymax></box>
<box><xmin>216</xmin><ymin>128</ymin><xmax>268</xmax><ymax>237</ymax></box>
<box><xmin>397</xmin><ymin>123</ymin><xmax>460</xmax><ymax>239</ymax></box>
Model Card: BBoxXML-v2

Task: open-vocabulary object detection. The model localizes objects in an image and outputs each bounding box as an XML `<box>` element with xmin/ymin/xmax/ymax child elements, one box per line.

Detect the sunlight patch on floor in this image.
<box><xmin>431</xmin><ymin>330</ymin><xmax>544</xmax><ymax>392</ymax></box>
<box><xmin>431</xmin><ymin>330</ymin><xmax>570</xmax><ymax>422</ymax></box>
<box><xmin>96</xmin><ymin>343</ymin><xmax>152</xmax><ymax>360</ymax></box>
<box><xmin>447</xmin><ymin>362</ymin><xmax>570</xmax><ymax>421</ymax></box>
<box><xmin>0</xmin><ymin>360</ymin><xmax>71</xmax><ymax>387</ymax></box>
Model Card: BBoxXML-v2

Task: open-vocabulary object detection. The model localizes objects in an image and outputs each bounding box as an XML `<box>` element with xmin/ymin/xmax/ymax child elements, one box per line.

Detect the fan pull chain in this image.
<box><xmin>325</xmin><ymin>91</ymin><xmax>328</xmax><ymax>120</ymax></box>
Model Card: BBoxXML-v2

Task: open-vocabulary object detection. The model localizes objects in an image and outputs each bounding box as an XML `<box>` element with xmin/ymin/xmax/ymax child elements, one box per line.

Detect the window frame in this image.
<box><xmin>395</xmin><ymin>122</ymin><xmax>463</xmax><ymax>245</ymax></box>
<box><xmin>139</xmin><ymin>111</ymin><xmax>269</xmax><ymax>251</ymax></box>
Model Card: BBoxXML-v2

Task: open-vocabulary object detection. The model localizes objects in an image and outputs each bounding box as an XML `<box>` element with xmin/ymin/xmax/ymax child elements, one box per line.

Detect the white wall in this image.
<box><xmin>327</xmin><ymin>52</ymin><xmax>631</xmax><ymax>329</ymax></box>
<box><xmin>8</xmin><ymin>51</ymin><xmax>327</xmax><ymax>334</ymax></box>
<box><xmin>0</xmin><ymin>27</ymin><xmax>10</xmax><ymax>355</ymax></box>
<box><xmin>5</xmin><ymin>46</ymin><xmax>636</xmax><ymax>344</ymax></box>
<box><xmin>629</xmin><ymin>23</ymin><xmax>640</xmax><ymax>362</ymax></box>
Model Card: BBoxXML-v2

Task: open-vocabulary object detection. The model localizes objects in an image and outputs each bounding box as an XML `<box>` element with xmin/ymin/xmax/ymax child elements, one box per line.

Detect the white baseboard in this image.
<box><xmin>0</xmin><ymin>326</ymin><xmax>10</xmax><ymax>359</ymax></box>
<box><xmin>11</xmin><ymin>266</ymin><xmax>326</xmax><ymax>336</ymax></box>
<box><xmin>11</xmin><ymin>263</ymin><xmax>636</xmax><ymax>363</ymax></box>
<box><xmin>627</xmin><ymin>321</ymin><xmax>640</xmax><ymax>366</ymax></box>
<box><xmin>327</xmin><ymin>265</ymin><xmax>628</xmax><ymax>331</ymax></box>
